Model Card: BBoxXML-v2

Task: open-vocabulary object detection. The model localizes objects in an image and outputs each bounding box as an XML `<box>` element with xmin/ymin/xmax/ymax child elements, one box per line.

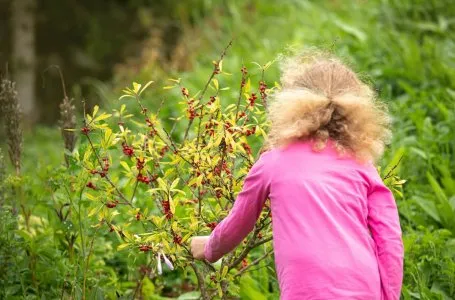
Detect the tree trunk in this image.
<box><xmin>11</xmin><ymin>0</ymin><xmax>37</xmax><ymax>123</ymax></box>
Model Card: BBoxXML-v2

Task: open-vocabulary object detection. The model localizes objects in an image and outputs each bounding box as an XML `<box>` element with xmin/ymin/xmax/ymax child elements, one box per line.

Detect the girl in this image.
<box><xmin>191</xmin><ymin>54</ymin><xmax>404</xmax><ymax>300</ymax></box>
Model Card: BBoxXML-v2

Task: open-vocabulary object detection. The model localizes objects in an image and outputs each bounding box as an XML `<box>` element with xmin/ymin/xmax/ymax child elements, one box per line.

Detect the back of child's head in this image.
<box><xmin>267</xmin><ymin>52</ymin><xmax>391</xmax><ymax>162</ymax></box>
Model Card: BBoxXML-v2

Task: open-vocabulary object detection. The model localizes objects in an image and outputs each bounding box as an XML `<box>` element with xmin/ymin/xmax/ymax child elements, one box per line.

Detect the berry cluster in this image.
<box><xmin>136</xmin><ymin>157</ymin><xmax>145</xmax><ymax>170</ymax></box>
<box><xmin>102</xmin><ymin>157</ymin><xmax>110</xmax><ymax>173</ymax></box>
<box><xmin>181</xmin><ymin>87</ymin><xmax>189</xmax><ymax>97</ymax></box>
<box><xmin>173</xmin><ymin>233</ymin><xmax>182</xmax><ymax>245</ymax></box>
<box><xmin>139</xmin><ymin>245</ymin><xmax>152</xmax><ymax>252</ymax></box>
<box><xmin>242</xmin><ymin>142</ymin><xmax>252</xmax><ymax>155</ymax></box>
<box><xmin>86</xmin><ymin>181</ymin><xmax>96</xmax><ymax>190</ymax></box>
<box><xmin>162</xmin><ymin>200</ymin><xmax>173</xmax><ymax>219</ymax></box>
<box><xmin>208</xmin><ymin>96</ymin><xmax>216</xmax><ymax>105</ymax></box>
<box><xmin>213</xmin><ymin>161</ymin><xmax>230</xmax><ymax>176</ymax></box>
<box><xmin>186</xmin><ymin>98</ymin><xmax>199</xmax><ymax>120</ymax></box>
<box><xmin>240</xmin><ymin>66</ymin><xmax>248</xmax><ymax>87</ymax></box>
<box><xmin>159</xmin><ymin>146</ymin><xmax>169</xmax><ymax>157</ymax></box>
<box><xmin>244</xmin><ymin>126</ymin><xmax>256</xmax><ymax>137</ymax></box>
<box><xmin>122</xmin><ymin>142</ymin><xmax>134</xmax><ymax>157</ymax></box>
<box><xmin>213</xmin><ymin>61</ymin><xmax>221</xmax><ymax>74</ymax></box>
<box><xmin>205</xmin><ymin>120</ymin><xmax>217</xmax><ymax>136</ymax></box>
<box><xmin>224</xmin><ymin>122</ymin><xmax>234</xmax><ymax>134</ymax></box>
<box><xmin>145</xmin><ymin>118</ymin><xmax>158</xmax><ymax>137</ymax></box>
<box><xmin>81</xmin><ymin>126</ymin><xmax>91</xmax><ymax>135</ymax></box>
<box><xmin>137</xmin><ymin>173</ymin><xmax>151</xmax><ymax>184</ymax></box>
<box><xmin>106</xmin><ymin>200</ymin><xmax>119</xmax><ymax>208</ymax></box>
<box><xmin>259</xmin><ymin>81</ymin><xmax>267</xmax><ymax>101</ymax></box>
<box><xmin>248</xmin><ymin>93</ymin><xmax>258</xmax><ymax>107</ymax></box>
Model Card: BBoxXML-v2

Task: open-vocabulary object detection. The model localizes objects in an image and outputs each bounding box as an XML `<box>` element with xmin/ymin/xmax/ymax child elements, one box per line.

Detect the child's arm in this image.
<box><xmin>367</xmin><ymin>170</ymin><xmax>404</xmax><ymax>300</ymax></box>
<box><xmin>203</xmin><ymin>153</ymin><xmax>271</xmax><ymax>263</ymax></box>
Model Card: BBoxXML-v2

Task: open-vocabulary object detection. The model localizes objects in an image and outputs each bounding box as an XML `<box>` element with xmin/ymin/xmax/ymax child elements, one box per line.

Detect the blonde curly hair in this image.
<box><xmin>266</xmin><ymin>53</ymin><xmax>391</xmax><ymax>162</ymax></box>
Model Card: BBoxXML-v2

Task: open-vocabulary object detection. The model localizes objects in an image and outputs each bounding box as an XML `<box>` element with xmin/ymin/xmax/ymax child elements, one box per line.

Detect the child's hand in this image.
<box><xmin>190</xmin><ymin>236</ymin><xmax>210</xmax><ymax>260</ymax></box>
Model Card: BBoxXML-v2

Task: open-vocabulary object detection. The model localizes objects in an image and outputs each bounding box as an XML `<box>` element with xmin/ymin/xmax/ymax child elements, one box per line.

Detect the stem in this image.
<box><xmin>85</xmin><ymin>134</ymin><xmax>132</xmax><ymax>206</ymax></box>
<box><xmin>131</xmin><ymin>259</ymin><xmax>153</xmax><ymax>300</ymax></box>
<box><xmin>183</xmin><ymin>40</ymin><xmax>233</xmax><ymax>141</ymax></box>
<box><xmin>235</xmin><ymin>250</ymin><xmax>273</xmax><ymax>277</ymax></box>
<box><xmin>190</xmin><ymin>262</ymin><xmax>210</xmax><ymax>300</ymax></box>
<box><xmin>82</xmin><ymin>226</ymin><xmax>99</xmax><ymax>300</ymax></box>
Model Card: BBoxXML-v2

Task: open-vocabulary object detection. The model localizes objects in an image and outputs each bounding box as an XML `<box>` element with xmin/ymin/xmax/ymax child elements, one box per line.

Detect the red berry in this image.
<box><xmin>206</xmin><ymin>222</ymin><xmax>218</xmax><ymax>231</ymax></box>
<box><xmin>241</xmin><ymin>258</ymin><xmax>248</xmax><ymax>269</ymax></box>
<box><xmin>173</xmin><ymin>234</ymin><xmax>182</xmax><ymax>245</ymax></box>
<box><xmin>86</xmin><ymin>182</ymin><xmax>96</xmax><ymax>190</ymax></box>
<box><xmin>136</xmin><ymin>158</ymin><xmax>145</xmax><ymax>170</ymax></box>
<box><xmin>139</xmin><ymin>245</ymin><xmax>152</xmax><ymax>252</ymax></box>
<box><xmin>122</xmin><ymin>143</ymin><xmax>134</xmax><ymax>157</ymax></box>
<box><xmin>81</xmin><ymin>127</ymin><xmax>91</xmax><ymax>135</ymax></box>
<box><xmin>242</xmin><ymin>142</ymin><xmax>252</xmax><ymax>155</ymax></box>
<box><xmin>137</xmin><ymin>173</ymin><xmax>151</xmax><ymax>184</ymax></box>
<box><xmin>106</xmin><ymin>200</ymin><xmax>118</xmax><ymax>208</ymax></box>
<box><xmin>136</xmin><ymin>212</ymin><xmax>141</xmax><ymax>221</ymax></box>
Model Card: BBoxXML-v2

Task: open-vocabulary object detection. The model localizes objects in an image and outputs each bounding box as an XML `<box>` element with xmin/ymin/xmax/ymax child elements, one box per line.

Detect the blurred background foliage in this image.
<box><xmin>1</xmin><ymin>0</ymin><xmax>455</xmax><ymax>299</ymax></box>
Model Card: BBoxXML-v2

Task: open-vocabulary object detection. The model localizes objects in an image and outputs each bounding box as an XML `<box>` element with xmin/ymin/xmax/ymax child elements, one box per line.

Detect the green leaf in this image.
<box><xmin>92</xmin><ymin>105</ymin><xmax>99</xmax><ymax>117</ymax></box>
<box><xmin>120</xmin><ymin>161</ymin><xmax>131</xmax><ymax>172</ymax></box>
<box><xmin>221</xmin><ymin>266</ymin><xmax>228</xmax><ymax>278</ymax></box>
<box><xmin>133</xmin><ymin>82</ymin><xmax>142</xmax><ymax>94</ymax></box>
<box><xmin>117</xmin><ymin>243</ymin><xmax>130</xmax><ymax>251</ymax></box>
<box><xmin>413</xmin><ymin>196</ymin><xmax>441</xmax><ymax>223</ymax></box>
<box><xmin>177</xmin><ymin>291</ymin><xmax>201</xmax><ymax>300</ymax></box>
<box><xmin>139</xmin><ymin>80</ymin><xmax>154</xmax><ymax>95</ymax></box>
<box><xmin>119</xmin><ymin>94</ymin><xmax>134</xmax><ymax>100</ymax></box>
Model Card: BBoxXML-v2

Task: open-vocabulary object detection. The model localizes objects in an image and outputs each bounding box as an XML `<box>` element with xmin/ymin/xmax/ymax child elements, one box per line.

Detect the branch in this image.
<box><xmin>235</xmin><ymin>250</ymin><xmax>273</xmax><ymax>278</ymax></box>
<box><xmin>85</xmin><ymin>134</ymin><xmax>132</xmax><ymax>206</ymax></box>
<box><xmin>183</xmin><ymin>40</ymin><xmax>233</xmax><ymax>141</ymax></box>
<box><xmin>190</xmin><ymin>262</ymin><xmax>210</xmax><ymax>300</ymax></box>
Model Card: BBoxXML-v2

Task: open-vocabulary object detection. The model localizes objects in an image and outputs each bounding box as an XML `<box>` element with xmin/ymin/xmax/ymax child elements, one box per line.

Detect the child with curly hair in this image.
<box><xmin>191</xmin><ymin>54</ymin><xmax>404</xmax><ymax>300</ymax></box>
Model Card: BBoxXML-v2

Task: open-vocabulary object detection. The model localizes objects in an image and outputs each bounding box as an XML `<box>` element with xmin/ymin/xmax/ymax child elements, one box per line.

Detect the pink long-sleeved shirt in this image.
<box><xmin>204</xmin><ymin>140</ymin><xmax>404</xmax><ymax>300</ymax></box>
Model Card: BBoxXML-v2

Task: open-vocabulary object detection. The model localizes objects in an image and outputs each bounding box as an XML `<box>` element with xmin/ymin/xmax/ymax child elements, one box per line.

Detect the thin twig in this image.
<box><xmin>235</xmin><ymin>250</ymin><xmax>273</xmax><ymax>277</ymax></box>
<box><xmin>183</xmin><ymin>40</ymin><xmax>233</xmax><ymax>141</ymax></box>
<box><xmin>82</xmin><ymin>226</ymin><xmax>99</xmax><ymax>300</ymax></box>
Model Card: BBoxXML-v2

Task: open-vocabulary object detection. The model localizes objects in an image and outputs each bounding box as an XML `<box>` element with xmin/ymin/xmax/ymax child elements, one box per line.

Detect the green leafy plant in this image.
<box><xmin>64</xmin><ymin>44</ymin><xmax>276</xmax><ymax>299</ymax></box>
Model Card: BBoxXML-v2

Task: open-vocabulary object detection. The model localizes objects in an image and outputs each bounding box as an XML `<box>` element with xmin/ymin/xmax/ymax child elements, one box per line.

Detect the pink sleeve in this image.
<box><xmin>367</xmin><ymin>168</ymin><xmax>404</xmax><ymax>300</ymax></box>
<box><xmin>204</xmin><ymin>152</ymin><xmax>271</xmax><ymax>263</ymax></box>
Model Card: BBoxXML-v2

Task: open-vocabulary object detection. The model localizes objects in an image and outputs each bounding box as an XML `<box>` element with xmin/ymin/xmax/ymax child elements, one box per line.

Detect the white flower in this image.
<box><xmin>156</xmin><ymin>253</ymin><xmax>162</xmax><ymax>275</ymax></box>
<box><xmin>162</xmin><ymin>252</ymin><xmax>174</xmax><ymax>271</ymax></box>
